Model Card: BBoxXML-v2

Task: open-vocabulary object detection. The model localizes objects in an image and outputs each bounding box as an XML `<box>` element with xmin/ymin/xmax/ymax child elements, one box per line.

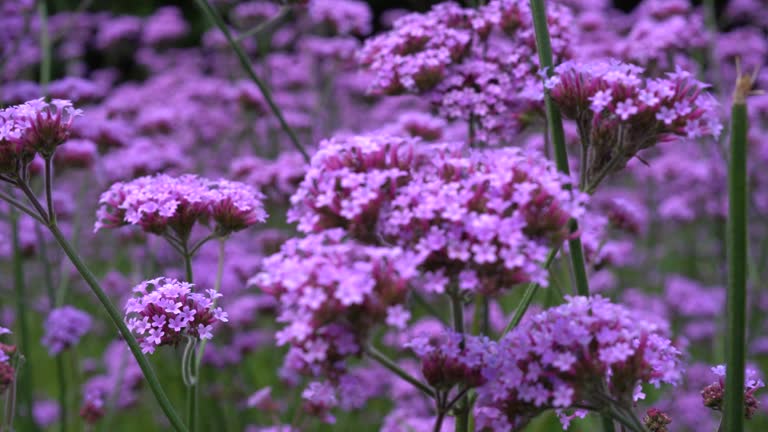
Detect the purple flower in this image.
<box><xmin>474</xmin><ymin>296</ymin><xmax>682</xmax><ymax>430</ymax></box>
<box><xmin>95</xmin><ymin>174</ymin><xmax>267</xmax><ymax>236</ymax></box>
<box><xmin>124</xmin><ymin>277</ymin><xmax>228</xmax><ymax>354</ymax></box>
<box><xmin>253</xmin><ymin>229</ymin><xmax>415</xmax><ymax>378</ymax></box>
<box><xmin>615</xmin><ymin>98</ymin><xmax>639</xmax><ymax>120</ymax></box>
<box><xmin>41</xmin><ymin>306</ymin><xmax>92</xmax><ymax>356</ymax></box>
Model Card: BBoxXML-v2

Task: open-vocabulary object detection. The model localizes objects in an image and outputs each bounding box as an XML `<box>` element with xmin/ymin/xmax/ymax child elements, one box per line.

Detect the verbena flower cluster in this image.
<box><xmin>254</xmin><ymin>229</ymin><xmax>416</xmax><ymax>378</ymax></box>
<box><xmin>701</xmin><ymin>364</ymin><xmax>765</xmax><ymax>419</ymax></box>
<box><xmin>406</xmin><ymin>330</ymin><xmax>494</xmax><ymax>390</ymax></box>
<box><xmin>95</xmin><ymin>174</ymin><xmax>267</xmax><ymax>236</ymax></box>
<box><xmin>359</xmin><ymin>0</ymin><xmax>574</xmax><ymax>144</ymax></box>
<box><xmin>546</xmin><ymin>60</ymin><xmax>722</xmax><ymax>184</ymax></box>
<box><xmin>41</xmin><ymin>306</ymin><xmax>92</xmax><ymax>356</ymax></box>
<box><xmin>124</xmin><ymin>277</ymin><xmax>229</xmax><ymax>354</ymax></box>
<box><xmin>474</xmin><ymin>296</ymin><xmax>682</xmax><ymax>431</ymax></box>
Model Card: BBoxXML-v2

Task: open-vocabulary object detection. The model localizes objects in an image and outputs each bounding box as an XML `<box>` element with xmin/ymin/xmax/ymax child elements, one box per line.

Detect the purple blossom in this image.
<box><xmin>253</xmin><ymin>229</ymin><xmax>416</xmax><ymax>377</ymax></box>
<box><xmin>474</xmin><ymin>296</ymin><xmax>682</xmax><ymax>430</ymax></box>
<box><xmin>124</xmin><ymin>277</ymin><xmax>228</xmax><ymax>354</ymax></box>
<box><xmin>41</xmin><ymin>306</ymin><xmax>92</xmax><ymax>355</ymax></box>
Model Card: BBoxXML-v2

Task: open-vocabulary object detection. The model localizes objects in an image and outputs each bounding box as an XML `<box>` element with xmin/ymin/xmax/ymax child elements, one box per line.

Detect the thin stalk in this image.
<box><xmin>193</xmin><ymin>0</ymin><xmax>310</xmax><ymax>162</ymax></box>
<box><xmin>501</xmin><ymin>247</ymin><xmax>558</xmax><ymax>337</ymax></box>
<box><xmin>38</xmin><ymin>0</ymin><xmax>51</xmax><ymax>93</ymax></box>
<box><xmin>44</xmin><ymin>157</ymin><xmax>56</xmax><ymax>225</ymax></box>
<box><xmin>529</xmin><ymin>0</ymin><xmax>590</xmax><ymax>298</ymax></box>
<box><xmin>9</xmin><ymin>207</ymin><xmax>39</xmax><ymax>432</ymax></box>
<box><xmin>179</xmin><ymin>243</ymin><xmax>197</xmax><ymax>432</ymax></box>
<box><xmin>449</xmin><ymin>294</ymin><xmax>468</xmax><ymax>432</ymax></box>
<box><xmin>723</xmin><ymin>71</ymin><xmax>753</xmax><ymax>432</ymax></box>
<box><xmin>35</xmin><ymin>224</ymin><xmax>68</xmax><ymax>432</ymax></box>
<box><xmin>602</xmin><ymin>416</ymin><xmax>617</xmax><ymax>432</ymax></box>
<box><xmin>182</xmin><ymin>338</ymin><xmax>198</xmax><ymax>432</ymax></box>
<box><xmin>365</xmin><ymin>344</ymin><xmax>434</xmax><ymax>398</ymax></box>
<box><xmin>0</xmin><ymin>190</ymin><xmax>46</xmax><ymax>224</ymax></box>
<box><xmin>46</xmin><ymin>222</ymin><xmax>188</xmax><ymax>432</ymax></box>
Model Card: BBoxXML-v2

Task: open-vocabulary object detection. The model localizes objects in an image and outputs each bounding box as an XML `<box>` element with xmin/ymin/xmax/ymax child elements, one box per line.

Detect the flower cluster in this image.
<box><xmin>474</xmin><ymin>296</ymin><xmax>683</xmax><ymax>431</ymax></box>
<box><xmin>306</xmin><ymin>0</ymin><xmax>372</xmax><ymax>36</ymax></box>
<box><xmin>95</xmin><ymin>174</ymin><xmax>267</xmax><ymax>236</ymax></box>
<box><xmin>288</xmin><ymin>134</ymin><xmax>421</xmax><ymax>241</ymax></box>
<box><xmin>406</xmin><ymin>330</ymin><xmax>494</xmax><ymax>390</ymax></box>
<box><xmin>41</xmin><ymin>306</ymin><xmax>93</xmax><ymax>356</ymax></box>
<box><xmin>124</xmin><ymin>277</ymin><xmax>229</xmax><ymax>354</ymax></box>
<box><xmin>358</xmin><ymin>3</ymin><xmax>478</xmax><ymax>95</ymax></box>
<box><xmin>0</xmin><ymin>99</ymin><xmax>80</xmax><ymax>174</ymax></box>
<box><xmin>253</xmin><ymin>229</ymin><xmax>417</xmax><ymax>377</ymax></box>
<box><xmin>701</xmin><ymin>364</ymin><xmax>765</xmax><ymax>419</ymax></box>
<box><xmin>643</xmin><ymin>408</ymin><xmax>673</xmax><ymax>432</ymax></box>
<box><xmin>359</xmin><ymin>0</ymin><xmax>574</xmax><ymax>144</ymax></box>
<box><xmin>379</xmin><ymin>146</ymin><xmax>582</xmax><ymax>295</ymax></box>
<box><xmin>546</xmin><ymin>60</ymin><xmax>721</xmax><ymax>187</ymax></box>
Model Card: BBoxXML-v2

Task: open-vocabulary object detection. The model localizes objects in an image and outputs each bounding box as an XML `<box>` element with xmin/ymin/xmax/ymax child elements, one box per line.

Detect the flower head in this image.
<box><xmin>474</xmin><ymin>296</ymin><xmax>682</xmax><ymax>430</ymax></box>
<box><xmin>124</xmin><ymin>277</ymin><xmax>228</xmax><ymax>354</ymax></box>
<box><xmin>41</xmin><ymin>306</ymin><xmax>92</xmax><ymax>356</ymax></box>
<box><xmin>701</xmin><ymin>364</ymin><xmax>765</xmax><ymax>419</ymax></box>
<box><xmin>253</xmin><ymin>229</ymin><xmax>416</xmax><ymax>377</ymax></box>
<box><xmin>547</xmin><ymin>59</ymin><xmax>721</xmax><ymax>186</ymax></box>
<box><xmin>6</xmin><ymin>98</ymin><xmax>82</xmax><ymax>158</ymax></box>
<box><xmin>95</xmin><ymin>174</ymin><xmax>267</xmax><ymax>236</ymax></box>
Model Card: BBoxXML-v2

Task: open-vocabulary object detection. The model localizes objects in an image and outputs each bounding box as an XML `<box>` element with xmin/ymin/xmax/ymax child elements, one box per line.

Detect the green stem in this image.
<box><xmin>602</xmin><ymin>416</ymin><xmax>617</xmax><ymax>432</ymax></box>
<box><xmin>501</xmin><ymin>247</ymin><xmax>558</xmax><ymax>337</ymax></box>
<box><xmin>38</xmin><ymin>0</ymin><xmax>51</xmax><ymax>93</ymax></box>
<box><xmin>723</xmin><ymin>75</ymin><xmax>750</xmax><ymax>432</ymax></box>
<box><xmin>193</xmin><ymin>0</ymin><xmax>310</xmax><ymax>163</ymax></box>
<box><xmin>54</xmin><ymin>355</ymin><xmax>68</xmax><ymax>432</ymax></box>
<box><xmin>183</xmin><ymin>338</ymin><xmax>198</xmax><ymax>432</ymax></box>
<box><xmin>45</xmin><ymin>222</ymin><xmax>188</xmax><ymax>432</ymax></box>
<box><xmin>529</xmin><ymin>0</ymin><xmax>590</xmax><ymax>298</ymax></box>
<box><xmin>365</xmin><ymin>344</ymin><xmax>434</xmax><ymax>398</ymax></box>
<box><xmin>9</xmin><ymin>207</ymin><xmax>39</xmax><ymax>432</ymax></box>
<box><xmin>449</xmin><ymin>294</ymin><xmax>468</xmax><ymax>432</ymax></box>
<box><xmin>44</xmin><ymin>157</ymin><xmax>55</xmax><ymax>225</ymax></box>
<box><xmin>35</xmin><ymin>224</ymin><xmax>68</xmax><ymax>432</ymax></box>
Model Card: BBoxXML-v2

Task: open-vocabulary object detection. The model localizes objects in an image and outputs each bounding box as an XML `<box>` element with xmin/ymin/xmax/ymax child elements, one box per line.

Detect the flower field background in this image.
<box><xmin>0</xmin><ymin>0</ymin><xmax>767</xmax><ymax>431</ymax></box>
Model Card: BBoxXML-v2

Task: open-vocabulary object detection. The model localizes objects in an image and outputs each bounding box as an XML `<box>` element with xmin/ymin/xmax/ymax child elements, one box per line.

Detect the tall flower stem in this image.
<box><xmin>528</xmin><ymin>0</ymin><xmax>590</xmax><ymax>298</ymax></box>
<box><xmin>723</xmin><ymin>69</ymin><xmax>753</xmax><ymax>432</ymax></box>
<box><xmin>193</xmin><ymin>0</ymin><xmax>310</xmax><ymax>162</ymax></box>
<box><xmin>179</xmin><ymin>243</ymin><xmax>197</xmax><ymax>432</ymax></box>
<box><xmin>450</xmin><ymin>293</ymin><xmax>469</xmax><ymax>432</ymax></box>
<box><xmin>9</xmin><ymin>207</ymin><xmax>39</xmax><ymax>432</ymax></box>
<box><xmin>35</xmin><ymin>224</ymin><xmax>68</xmax><ymax>432</ymax></box>
<box><xmin>38</xmin><ymin>0</ymin><xmax>51</xmax><ymax>93</ymax></box>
